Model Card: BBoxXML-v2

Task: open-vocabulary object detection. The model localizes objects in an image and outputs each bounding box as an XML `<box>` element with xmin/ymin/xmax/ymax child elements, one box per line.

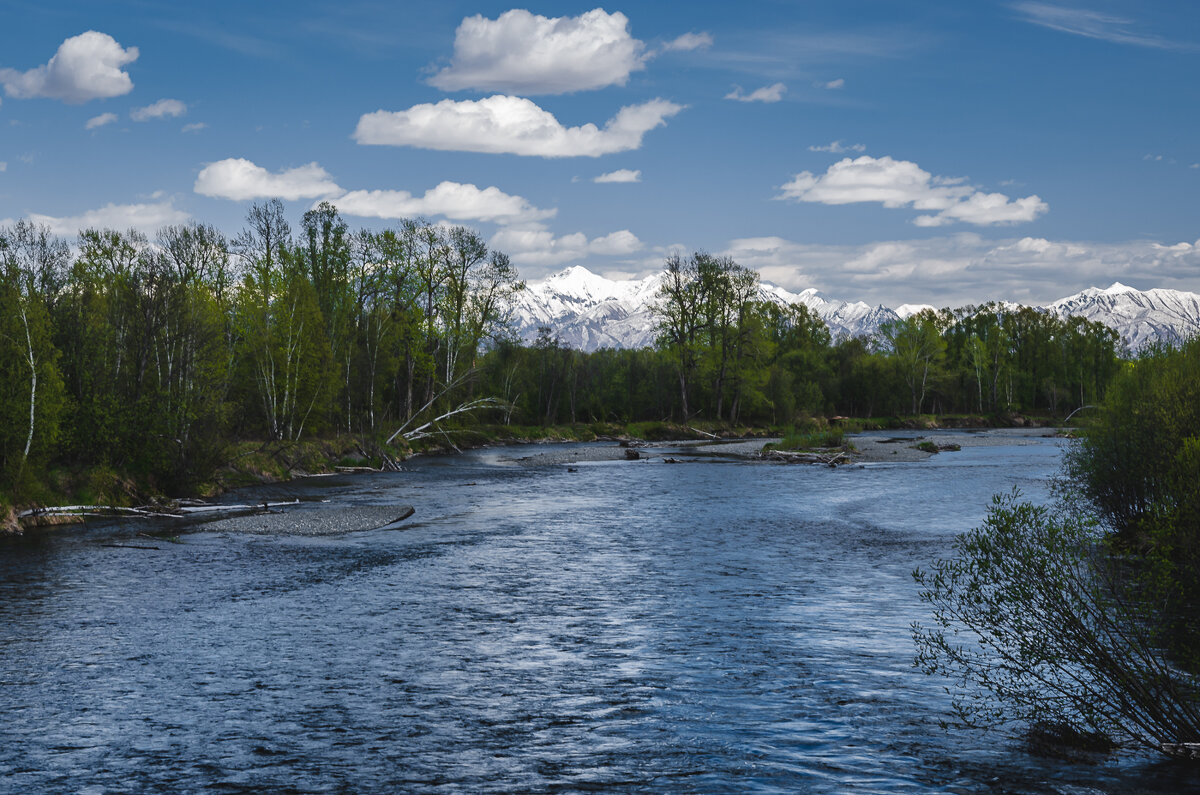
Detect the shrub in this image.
<box><xmin>1063</xmin><ymin>338</ymin><xmax>1200</xmax><ymax>662</ymax></box>
<box><xmin>913</xmin><ymin>491</ymin><xmax>1200</xmax><ymax>755</ymax></box>
<box><xmin>777</xmin><ymin>426</ymin><xmax>844</xmax><ymax>451</ymax></box>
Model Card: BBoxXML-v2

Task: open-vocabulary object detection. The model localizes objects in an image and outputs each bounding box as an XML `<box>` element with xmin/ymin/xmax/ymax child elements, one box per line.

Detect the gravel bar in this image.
<box><xmin>196</xmin><ymin>505</ymin><xmax>415</xmax><ymax>536</ymax></box>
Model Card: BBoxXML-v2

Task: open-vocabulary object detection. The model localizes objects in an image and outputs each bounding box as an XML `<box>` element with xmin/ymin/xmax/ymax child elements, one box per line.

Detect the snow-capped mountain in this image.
<box><xmin>1048</xmin><ymin>282</ymin><xmax>1200</xmax><ymax>350</ymax></box>
<box><xmin>506</xmin><ymin>267</ymin><xmax>1200</xmax><ymax>352</ymax></box>
<box><xmin>507</xmin><ymin>265</ymin><xmax>902</xmax><ymax>349</ymax></box>
<box><xmin>507</xmin><ymin>266</ymin><xmax>665</xmax><ymax>350</ymax></box>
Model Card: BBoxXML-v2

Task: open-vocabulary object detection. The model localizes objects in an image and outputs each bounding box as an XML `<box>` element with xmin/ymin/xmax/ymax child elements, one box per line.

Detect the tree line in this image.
<box><xmin>1</xmin><ymin>213</ymin><xmax>1121</xmax><ymax>501</ymax></box>
<box><xmin>485</xmin><ymin>252</ymin><xmax>1121</xmax><ymax>428</ymax></box>
<box><xmin>914</xmin><ymin>337</ymin><xmax>1200</xmax><ymax>756</ymax></box>
<box><xmin>0</xmin><ymin>201</ymin><xmax>520</xmax><ymax>497</ymax></box>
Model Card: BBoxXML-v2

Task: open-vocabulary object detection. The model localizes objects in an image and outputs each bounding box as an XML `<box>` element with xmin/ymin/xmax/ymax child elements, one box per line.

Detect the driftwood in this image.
<box><xmin>18</xmin><ymin>499</ymin><xmax>301</xmax><ymax>525</ymax></box>
<box><xmin>1161</xmin><ymin>743</ymin><xmax>1200</xmax><ymax>760</ymax></box>
<box><xmin>689</xmin><ymin>426</ymin><xmax>719</xmax><ymax>439</ymax></box>
<box><xmin>758</xmin><ymin>449</ymin><xmax>848</xmax><ymax>466</ymax></box>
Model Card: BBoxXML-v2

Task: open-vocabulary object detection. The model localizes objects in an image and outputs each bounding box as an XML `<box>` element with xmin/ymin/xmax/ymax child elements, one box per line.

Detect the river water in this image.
<box><xmin>1</xmin><ymin>431</ymin><xmax>1195</xmax><ymax>793</ymax></box>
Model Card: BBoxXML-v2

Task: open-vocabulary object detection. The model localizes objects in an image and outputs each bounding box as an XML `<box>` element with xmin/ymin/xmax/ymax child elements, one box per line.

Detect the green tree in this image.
<box><xmin>0</xmin><ymin>224</ymin><xmax>66</xmax><ymax>483</ymax></box>
<box><xmin>880</xmin><ymin>310</ymin><xmax>946</xmax><ymax>414</ymax></box>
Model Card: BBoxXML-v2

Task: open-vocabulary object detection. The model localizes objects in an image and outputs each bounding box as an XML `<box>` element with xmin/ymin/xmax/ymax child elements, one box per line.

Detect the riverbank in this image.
<box><xmin>1</xmin><ymin>415</ymin><xmax>1067</xmax><ymax>535</ymax></box>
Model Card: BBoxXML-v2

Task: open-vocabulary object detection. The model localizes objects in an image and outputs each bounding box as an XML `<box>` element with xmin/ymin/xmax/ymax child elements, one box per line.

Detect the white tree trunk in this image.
<box><xmin>19</xmin><ymin>304</ymin><xmax>37</xmax><ymax>462</ymax></box>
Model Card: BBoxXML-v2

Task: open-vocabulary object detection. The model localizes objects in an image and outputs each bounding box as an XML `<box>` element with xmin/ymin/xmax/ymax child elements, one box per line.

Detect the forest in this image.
<box><xmin>0</xmin><ymin>203</ymin><xmax>1123</xmax><ymax>506</ymax></box>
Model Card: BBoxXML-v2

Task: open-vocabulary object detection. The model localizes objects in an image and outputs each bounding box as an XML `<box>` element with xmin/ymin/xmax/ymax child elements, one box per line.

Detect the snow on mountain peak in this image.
<box><xmin>507</xmin><ymin>267</ymin><xmax>1200</xmax><ymax>352</ymax></box>
<box><xmin>895</xmin><ymin>303</ymin><xmax>935</xmax><ymax>319</ymax></box>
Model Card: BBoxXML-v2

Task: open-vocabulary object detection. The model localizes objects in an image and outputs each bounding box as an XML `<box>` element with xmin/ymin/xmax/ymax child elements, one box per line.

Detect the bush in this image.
<box><xmin>1066</xmin><ymin>339</ymin><xmax>1200</xmax><ymax>550</ymax></box>
<box><xmin>1064</xmin><ymin>338</ymin><xmax>1200</xmax><ymax>661</ymax></box>
<box><xmin>913</xmin><ymin>491</ymin><xmax>1200</xmax><ymax>755</ymax></box>
<box><xmin>777</xmin><ymin>426</ymin><xmax>844</xmax><ymax>451</ymax></box>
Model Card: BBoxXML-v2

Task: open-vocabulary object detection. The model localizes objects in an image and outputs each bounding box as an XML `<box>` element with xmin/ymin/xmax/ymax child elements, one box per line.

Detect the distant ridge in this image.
<box><xmin>506</xmin><ymin>267</ymin><xmax>1200</xmax><ymax>352</ymax></box>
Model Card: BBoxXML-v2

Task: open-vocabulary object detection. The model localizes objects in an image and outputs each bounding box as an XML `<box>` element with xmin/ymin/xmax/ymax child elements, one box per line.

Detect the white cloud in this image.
<box><xmin>131</xmin><ymin>98</ymin><xmax>186</xmax><ymax>121</ymax></box>
<box><xmin>194</xmin><ymin>158</ymin><xmax>341</xmax><ymax>201</ymax></box>
<box><xmin>492</xmin><ymin>224</ymin><xmax>642</xmax><ymax>266</ymax></box>
<box><xmin>0</xmin><ymin>31</ymin><xmax>138</xmax><ymax>103</ymax></box>
<box><xmin>722</xmin><ymin>233</ymin><xmax>1200</xmax><ymax>307</ymax></box>
<box><xmin>914</xmin><ymin>192</ymin><xmax>1050</xmax><ymax>227</ymax></box>
<box><xmin>589</xmin><ymin>230</ymin><xmax>642</xmax><ymax>255</ymax></box>
<box><xmin>663</xmin><ymin>32</ymin><xmax>713</xmax><ymax>51</ymax></box>
<box><xmin>1012</xmin><ymin>2</ymin><xmax>1187</xmax><ymax>50</ymax></box>
<box><xmin>429</xmin><ymin>9</ymin><xmax>646</xmax><ymax>94</ymax></box>
<box><xmin>355</xmin><ymin>95</ymin><xmax>684</xmax><ymax>158</ymax></box>
<box><xmin>823</xmin><ymin>78</ymin><xmax>845</xmax><ymax>89</ymax></box>
<box><xmin>181</xmin><ymin>122</ymin><xmax>207</xmax><ymax>133</ymax></box>
<box><xmin>778</xmin><ymin>155</ymin><xmax>1048</xmax><ymax>226</ymax></box>
<box><xmin>594</xmin><ymin>168</ymin><xmax>641</xmax><ymax>183</ymax></box>
<box><xmin>21</xmin><ymin>200</ymin><xmax>188</xmax><ymax>236</ymax></box>
<box><xmin>330</xmin><ymin>181</ymin><xmax>554</xmax><ymax>225</ymax></box>
<box><xmin>725</xmin><ymin>83</ymin><xmax>787</xmax><ymax>103</ymax></box>
<box><xmin>85</xmin><ymin>112</ymin><xmax>118</xmax><ymax>130</ymax></box>
<box><xmin>0</xmin><ymin>162</ymin><xmax>6</xmax><ymax>172</ymax></box>
<box><xmin>808</xmin><ymin>140</ymin><xmax>865</xmax><ymax>154</ymax></box>
<box><xmin>194</xmin><ymin>156</ymin><xmax>554</xmax><ymax>226</ymax></box>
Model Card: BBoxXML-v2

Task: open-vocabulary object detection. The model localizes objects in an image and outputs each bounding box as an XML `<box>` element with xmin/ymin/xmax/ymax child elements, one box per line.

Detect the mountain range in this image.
<box><xmin>507</xmin><ymin>266</ymin><xmax>1200</xmax><ymax>352</ymax></box>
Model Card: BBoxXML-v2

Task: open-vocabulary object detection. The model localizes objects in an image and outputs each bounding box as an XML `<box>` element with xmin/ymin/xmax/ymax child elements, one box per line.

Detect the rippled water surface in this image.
<box><xmin>2</xmin><ymin>431</ymin><xmax>1195</xmax><ymax>792</ymax></box>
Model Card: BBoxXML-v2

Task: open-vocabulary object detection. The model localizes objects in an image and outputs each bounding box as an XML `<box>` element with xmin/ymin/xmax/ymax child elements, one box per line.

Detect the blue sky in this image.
<box><xmin>1</xmin><ymin>1</ymin><xmax>1198</xmax><ymax>305</ymax></box>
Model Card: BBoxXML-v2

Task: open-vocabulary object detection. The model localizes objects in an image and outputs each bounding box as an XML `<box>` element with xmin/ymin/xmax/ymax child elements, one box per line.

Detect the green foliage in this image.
<box><xmin>880</xmin><ymin>311</ymin><xmax>946</xmax><ymax>415</ymax></box>
<box><xmin>775</xmin><ymin>426</ymin><xmax>844</xmax><ymax>451</ymax></box>
<box><xmin>915</xmin><ymin>341</ymin><xmax>1200</xmax><ymax>755</ymax></box>
<box><xmin>0</xmin><ymin>205</ymin><xmax>1130</xmax><ymax>508</ymax></box>
<box><xmin>1064</xmin><ymin>338</ymin><xmax>1200</xmax><ymax>661</ymax></box>
<box><xmin>913</xmin><ymin>491</ymin><xmax>1200</xmax><ymax>753</ymax></box>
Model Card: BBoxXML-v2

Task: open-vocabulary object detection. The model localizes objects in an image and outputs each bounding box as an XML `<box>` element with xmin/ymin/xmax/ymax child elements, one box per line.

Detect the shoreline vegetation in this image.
<box><xmin>0</xmin><ymin>203</ymin><xmax>1119</xmax><ymax>534</ymax></box>
<box><xmin>4</xmin><ymin>414</ymin><xmax>1064</xmax><ymax>536</ymax></box>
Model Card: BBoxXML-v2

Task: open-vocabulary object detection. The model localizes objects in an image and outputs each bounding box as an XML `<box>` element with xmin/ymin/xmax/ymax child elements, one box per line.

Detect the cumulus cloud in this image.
<box><xmin>330</xmin><ymin>181</ymin><xmax>554</xmax><ymax>225</ymax></box>
<box><xmin>588</xmin><ymin>229</ymin><xmax>643</xmax><ymax>255</ymax></box>
<box><xmin>823</xmin><ymin>78</ymin><xmax>845</xmax><ymax>89</ymax></box>
<box><xmin>808</xmin><ymin>140</ymin><xmax>865</xmax><ymax>154</ymax></box>
<box><xmin>913</xmin><ymin>192</ymin><xmax>1051</xmax><ymax>227</ymax></box>
<box><xmin>194</xmin><ymin>157</ymin><xmax>555</xmax><ymax>227</ymax></box>
<box><xmin>663</xmin><ymin>32</ymin><xmax>713</xmax><ymax>51</ymax></box>
<box><xmin>0</xmin><ymin>162</ymin><xmax>7</xmax><ymax>172</ymax></box>
<box><xmin>429</xmin><ymin>9</ymin><xmax>646</xmax><ymax>94</ymax></box>
<box><xmin>194</xmin><ymin>158</ymin><xmax>341</xmax><ymax>201</ymax></box>
<box><xmin>492</xmin><ymin>224</ymin><xmax>643</xmax><ymax>266</ymax></box>
<box><xmin>182</xmin><ymin>122</ymin><xmax>207</xmax><ymax>133</ymax></box>
<box><xmin>722</xmin><ymin>233</ymin><xmax>1200</xmax><ymax>307</ymax></box>
<box><xmin>725</xmin><ymin>83</ymin><xmax>787</xmax><ymax>103</ymax></box>
<box><xmin>19</xmin><ymin>200</ymin><xmax>188</xmax><ymax>236</ymax></box>
<box><xmin>0</xmin><ymin>31</ymin><xmax>138</xmax><ymax>103</ymax></box>
<box><xmin>355</xmin><ymin>95</ymin><xmax>684</xmax><ymax>158</ymax></box>
<box><xmin>131</xmin><ymin>98</ymin><xmax>186</xmax><ymax>121</ymax></box>
<box><xmin>85</xmin><ymin>112</ymin><xmax>118</xmax><ymax>130</ymax></box>
<box><xmin>778</xmin><ymin>155</ymin><xmax>1048</xmax><ymax>226</ymax></box>
<box><xmin>594</xmin><ymin>168</ymin><xmax>641</xmax><ymax>183</ymax></box>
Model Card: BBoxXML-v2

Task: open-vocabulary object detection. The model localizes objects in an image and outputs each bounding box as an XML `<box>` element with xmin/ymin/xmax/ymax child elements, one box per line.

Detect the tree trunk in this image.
<box><xmin>19</xmin><ymin>304</ymin><xmax>36</xmax><ymax>465</ymax></box>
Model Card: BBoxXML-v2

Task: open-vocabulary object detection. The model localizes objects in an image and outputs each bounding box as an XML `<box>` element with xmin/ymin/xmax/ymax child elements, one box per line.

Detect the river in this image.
<box><xmin>0</xmin><ymin>430</ymin><xmax>1194</xmax><ymax>793</ymax></box>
